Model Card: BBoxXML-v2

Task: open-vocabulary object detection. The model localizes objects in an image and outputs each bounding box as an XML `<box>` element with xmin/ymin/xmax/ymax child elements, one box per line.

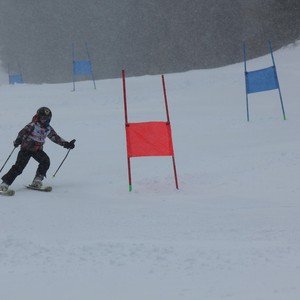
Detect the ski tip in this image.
<box><xmin>45</xmin><ymin>186</ymin><xmax>52</xmax><ymax>192</ymax></box>
<box><xmin>8</xmin><ymin>190</ymin><xmax>15</xmax><ymax>196</ymax></box>
<box><xmin>0</xmin><ymin>189</ymin><xmax>15</xmax><ymax>196</ymax></box>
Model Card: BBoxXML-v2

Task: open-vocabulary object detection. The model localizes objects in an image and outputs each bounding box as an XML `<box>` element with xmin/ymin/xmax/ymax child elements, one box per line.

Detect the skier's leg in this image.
<box><xmin>1</xmin><ymin>149</ymin><xmax>32</xmax><ymax>185</ymax></box>
<box><xmin>30</xmin><ymin>150</ymin><xmax>50</xmax><ymax>188</ymax></box>
<box><xmin>32</xmin><ymin>150</ymin><xmax>50</xmax><ymax>179</ymax></box>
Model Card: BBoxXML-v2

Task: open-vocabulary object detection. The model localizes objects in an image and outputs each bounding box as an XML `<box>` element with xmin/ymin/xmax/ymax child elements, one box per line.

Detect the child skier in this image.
<box><xmin>0</xmin><ymin>107</ymin><xmax>75</xmax><ymax>192</ymax></box>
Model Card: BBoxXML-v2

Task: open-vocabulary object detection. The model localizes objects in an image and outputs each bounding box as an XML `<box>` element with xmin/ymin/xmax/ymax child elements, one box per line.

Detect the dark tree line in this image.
<box><xmin>0</xmin><ymin>0</ymin><xmax>299</xmax><ymax>83</ymax></box>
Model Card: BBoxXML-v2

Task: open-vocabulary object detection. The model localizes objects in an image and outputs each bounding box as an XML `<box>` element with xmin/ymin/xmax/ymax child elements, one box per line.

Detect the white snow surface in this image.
<box><xmin>1</xmin><ymin>42</ymin><xmax>300</xmax><ymax>300</ymax></box>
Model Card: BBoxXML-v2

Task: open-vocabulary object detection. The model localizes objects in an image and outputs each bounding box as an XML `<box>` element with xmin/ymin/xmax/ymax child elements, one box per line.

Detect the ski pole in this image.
<box><xmin>52</xmin><ymin>140</ymin><xmax>76</xmax><ymax>178</ymax></box>
<box><xmin>52</xmin><ymin>149</ymin><xmax>71</xmax><ymax>178</ymax></box>
<box><xmin>0</xmin><ymin>147</ymin><xmax>16</xmax><ymax>173</ymax></box>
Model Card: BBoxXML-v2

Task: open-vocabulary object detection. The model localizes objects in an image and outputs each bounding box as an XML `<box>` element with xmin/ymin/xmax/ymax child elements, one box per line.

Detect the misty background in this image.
<box><xmin>0</xmin><ymin>0</ymin><xmax>299</xmax><ymax>84</ymax></box>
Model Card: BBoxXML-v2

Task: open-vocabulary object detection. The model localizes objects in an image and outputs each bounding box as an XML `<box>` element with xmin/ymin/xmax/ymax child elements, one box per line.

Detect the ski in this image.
<box><xmin>0</xmin><ymin>189</ymin><xmax>15</xmax><ymax>196</ymax></box>
<box><xmin>25</xmin><ymin>185</ymin><xmax>52</xmax><ymax>192</ymax></box>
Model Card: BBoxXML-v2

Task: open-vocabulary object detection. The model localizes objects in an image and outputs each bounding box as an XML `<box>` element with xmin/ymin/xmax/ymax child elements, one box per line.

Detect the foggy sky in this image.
<box><xmin>0</xmin><ymin>0</ymin><xmax>299</xmax><ymax>83</ymax></box>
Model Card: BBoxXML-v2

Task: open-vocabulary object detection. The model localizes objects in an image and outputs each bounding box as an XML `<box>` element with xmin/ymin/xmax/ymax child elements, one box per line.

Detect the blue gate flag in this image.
<box><xmin>243</xmin><ymin>41</ymin><xmax>286</xmax><ymax>121</ymax></box>
<box><xmin>246</xmin><ymin>66</ymin><xmax>279</xmax><ymax>94</ymax></box>
<box><xmin>72</xmin><ymin>42</ymin><xmax>96</xmax><ymax>91</ymax></box>
<box><xmin>73</xmin><ymin>60</ymin><xmax>92</xmax><ymax>76</ymax></box>
<box><xmin>9</xmin><ymin>74</ymin><xmax>23</xmax><ymax>84</ymax></box>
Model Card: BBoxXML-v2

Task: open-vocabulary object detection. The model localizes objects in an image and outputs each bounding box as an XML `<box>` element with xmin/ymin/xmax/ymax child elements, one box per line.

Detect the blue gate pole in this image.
<box><xmin>72</xmin><ymin>43</ymin><xmax>76</xmax><ymax>91</ymax></box>
<box><xmin>17</xmin><ymin>62</ymin><xmax>24</xmax><ymax>83</ymax></box>
<box><xmin>85</xmin><ymin>42</ymin><xmax>96</xmax><ymax>90</ymax></box>
<box><xmin>7</xmin><ymin>63</ymin><xmax>11</xmax><ymax>84</ymax></box>
<box><xmin>268</xmin><ymin>40</ymin><xmax>286</xmax><ymax>120</ymax></box>
<box><xmin>243</xmin><ymin>42</ymin><xmax>250</xmax><ymax>122</ymax></box>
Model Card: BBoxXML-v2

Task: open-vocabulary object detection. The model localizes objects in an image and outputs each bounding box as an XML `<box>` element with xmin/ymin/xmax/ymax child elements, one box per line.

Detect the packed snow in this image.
<box><xmin>1</xmin><ymin>42</ymin><xmax>300</xmax><ymax>299</ymax></box>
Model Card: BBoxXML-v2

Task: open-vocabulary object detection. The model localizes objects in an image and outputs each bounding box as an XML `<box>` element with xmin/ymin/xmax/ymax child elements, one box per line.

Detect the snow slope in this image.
<box><xmin>1</xmin><ymin>41</ymin><xmax>300</xmax><ymax>300</ymax></box>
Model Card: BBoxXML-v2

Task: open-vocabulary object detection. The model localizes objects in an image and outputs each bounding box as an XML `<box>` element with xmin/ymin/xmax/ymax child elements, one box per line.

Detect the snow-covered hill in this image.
<box><xmin>1</xmin><ymin>42</ymin><xmax>300</xmax><ymax>299</ymax></box>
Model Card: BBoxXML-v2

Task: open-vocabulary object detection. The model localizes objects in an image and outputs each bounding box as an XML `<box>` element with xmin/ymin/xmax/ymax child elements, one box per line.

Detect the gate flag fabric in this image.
<box><xmin>8</xmin><ymin>63</ymin><xmax>24</xmax><ymax>85</ymax></box>
<box><xmin>126</xmin><ymin>121</ymin><xmax>174</xmax><ymax>157</ymax></box>
<box><xmin>73</xmin><ymin>60</ymin><xmax>92</xmax><ymax>76</ymax></box>
<box><xmin>243</xmin><ymin>41</ymin><xmax>286</xmax><ymax>121</ymax></box>
<box><xmin>122</xmin><ymin>70</ymin><xmax>179</xmax><ymax>191</ymax></box>
<box><xmin>246</xmin><ymin>66</ymin><xmax>278</xmax><ymax>94</ymax></box>
<box><xmin>9</xmin><ymin>74</ymin><xmax>23</xmax><ymax>85</ymax></box>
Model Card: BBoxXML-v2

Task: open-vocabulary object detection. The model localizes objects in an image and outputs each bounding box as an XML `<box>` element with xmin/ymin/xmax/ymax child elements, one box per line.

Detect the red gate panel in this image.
<box><xmin>126</xmin><ymin>121</ymin><xmax>174</xmax><ymax>157</ymax></box>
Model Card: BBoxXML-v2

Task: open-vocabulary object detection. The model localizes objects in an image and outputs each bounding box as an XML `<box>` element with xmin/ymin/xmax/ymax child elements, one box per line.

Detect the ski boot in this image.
<box><xmin>31</xmin><ymin>175</ymin><xmax>43</xmax><ymax>189</ymax></box>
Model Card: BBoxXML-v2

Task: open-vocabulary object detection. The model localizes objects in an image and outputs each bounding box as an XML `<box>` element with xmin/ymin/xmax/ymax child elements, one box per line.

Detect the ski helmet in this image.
<box><xmin>37</xmin><ymin>107</ymin><xmax>52</xmax><ymax>123</ymax></box>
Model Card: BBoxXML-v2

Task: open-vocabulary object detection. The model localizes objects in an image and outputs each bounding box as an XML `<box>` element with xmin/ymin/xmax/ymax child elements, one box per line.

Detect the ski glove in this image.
<box><xmin>63</xmin><ymin>139</ymin><xmax>76</xmax><ymax>149</ymax></box>
<box><xmin>14</xmin><ymin>137</ymin><xmax>22</xmax><ymax>148</ymax></box>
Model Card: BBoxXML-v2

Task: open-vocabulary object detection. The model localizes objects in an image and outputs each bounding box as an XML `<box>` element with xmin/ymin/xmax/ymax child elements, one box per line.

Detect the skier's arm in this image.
<box><xmin>48</xmin><ymin>127</ymin><xmax>75</xmax><ymax>149</ymax></box>
<box><xmin>47</xmin><ymin>127</ymin><xmax>66</xmax><ymax>146</ymax></box>
<box><xmin>14</xmin><ymin>123</ymin><xmax>34</xmax><ymax>147</ymax></box>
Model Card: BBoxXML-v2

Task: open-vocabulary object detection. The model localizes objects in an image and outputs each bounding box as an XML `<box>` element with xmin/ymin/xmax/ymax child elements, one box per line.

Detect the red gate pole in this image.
<box><xmin>162</xmin><ymin>74</ymin><xmax>170</xmax><ymax>123</ymax></box>
<box><xmin>172</xmin><ymin>156</ymin><xmax>179</xmax><ymax>190</ymax></box>
<box><xmin>162</xmin><ymin>75</ymin><xmax>179</xmax><ymax>190</ymax></box>
<box><xmin>122</xmin><ymin>70</ymin><xmax>129</xmax><ymax>124</ymax></box>
<box><xmin>122</xmin><ymin>70</ymin><xmax>133</xmax><ymax>191</ymax></box>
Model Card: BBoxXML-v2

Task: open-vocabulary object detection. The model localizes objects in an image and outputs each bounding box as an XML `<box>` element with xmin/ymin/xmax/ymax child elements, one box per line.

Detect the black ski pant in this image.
<box><xmin>1</xmin><ymin>149</ymin><xmax>50</xmax><ymax>186</ymax></box>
